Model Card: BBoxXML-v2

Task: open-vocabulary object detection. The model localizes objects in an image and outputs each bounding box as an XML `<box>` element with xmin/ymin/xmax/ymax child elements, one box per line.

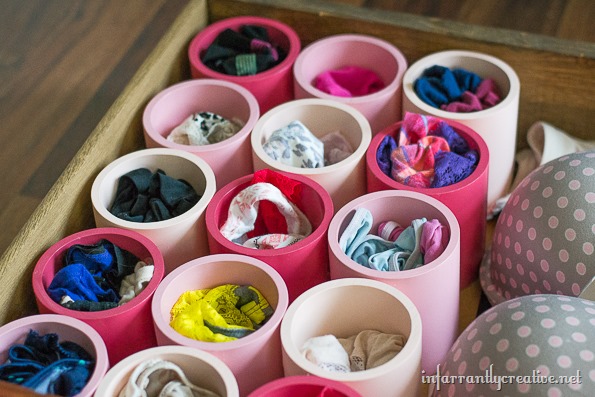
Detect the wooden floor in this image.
<box><xmin>0</xmin><ymin>0</ymin><xmax>593</xmax><ymax>257</ymax></box>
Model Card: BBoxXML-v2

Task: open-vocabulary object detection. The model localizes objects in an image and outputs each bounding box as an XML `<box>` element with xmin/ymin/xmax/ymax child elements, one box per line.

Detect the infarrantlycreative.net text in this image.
<box><xmin>421</xmin><ymin>364</ymin><xmax>582</xmax><ymax>391</ymax></box>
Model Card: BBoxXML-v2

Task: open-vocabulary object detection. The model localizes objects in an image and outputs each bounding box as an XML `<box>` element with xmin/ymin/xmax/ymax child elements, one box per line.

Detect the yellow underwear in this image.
<box><xmin>170</xmin><ymin>284</ymin><xmax>273</xmax><ymax>342</ymax></box>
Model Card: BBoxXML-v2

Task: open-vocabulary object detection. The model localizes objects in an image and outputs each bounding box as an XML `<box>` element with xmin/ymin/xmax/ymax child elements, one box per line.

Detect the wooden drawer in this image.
<box><xmin>0</xmin><ymin>0</ymin><xmax>593</xmax><ymax>369</ymax></box>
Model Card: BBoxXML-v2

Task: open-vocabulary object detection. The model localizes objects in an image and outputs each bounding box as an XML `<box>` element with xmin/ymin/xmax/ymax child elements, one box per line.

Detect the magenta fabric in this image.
<box><xmin>440</xmin><ymin>78</ymin><xmax>501</xmax><ymax>113</ymax></box>
<box><xmin>390</xmin><ymin>136</ymin><xmax>450</xmax><ymax>188</ymax></box>
<box><xmin>420</xmin><ymin>218</ymin><xmax>450</xmax><ymax>263</ymax></box>
<box><xmin>314</xmin><ymin>66</ymin><xmax>385</xmax><ymax>97</ymax></box>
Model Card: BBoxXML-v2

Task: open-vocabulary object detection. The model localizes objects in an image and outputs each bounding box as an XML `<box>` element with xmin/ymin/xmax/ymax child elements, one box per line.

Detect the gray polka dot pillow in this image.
<box><xmin>481</xmin><ymin>151</ymin><xmax>595</xmax><ymax>305</ymax></box>
<box><xmin>432</xmin><ymin>294</ymin><xmax>594</xmax><ymax>396</ymax></box>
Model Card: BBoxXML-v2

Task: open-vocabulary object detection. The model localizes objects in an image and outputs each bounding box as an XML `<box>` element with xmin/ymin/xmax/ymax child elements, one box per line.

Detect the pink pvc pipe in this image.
<box><xmin>151</xmin><ymin>254</ymin><xmax>289</xmax><ymax>396</ymax></box>
<box><xmin>293</xmin><ymin>34</ymin><xmax>407</xmax><ymax>134</ymax></box>
<box><xmin>366</xmin><ymin>120</ymin><xmax>489</xmax><ymax>288</ymax></box>
<box><xmin>91</xmin><ymin>148</ymin><xmax>217</xmax><ymax>274</ymax></box>
<box><xmin>402</xmin><ymin>50</ymin><xmax>520</xmax><ymax>209</ymax></box>
<box><xmin>32</xmin><ymin>227</ymin><xmax>165</xmax><ymax>365</ymax></box>
<box><xmin>188</xmin><ymin>16</ymin><xmax>301</xmax><ymax>113</ymax></box>
<box><xmin>205</xmin><ymin>172</ymin><xmax>334</xmax><ymax>302</ymax></box>
<box><xmin>95</xmin><ymin>346</ymin><xmax>239</xmax><ymax>397</ymax></box>
<box><xmin>327</xmin><ymin>190</ymin><xmax>461</xmax><ymax>374</ymax></box>
<box><xmin>248</xmin><ymin>375</ymin><xmax>363</xmax><ymax>397</ymax></box>
<box><xmin>0</xmin><ymin>314</ymin><xmax>109</xmax><ymax>397</ymax></box>
<box><xmin>143</xmin><ymin>79</ymin><xmax>260</xmax><ymax>189</ymax></box>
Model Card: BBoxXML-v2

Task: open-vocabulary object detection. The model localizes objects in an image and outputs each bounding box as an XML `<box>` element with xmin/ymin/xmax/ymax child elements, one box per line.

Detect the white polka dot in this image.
<box><xmin>522</xmin><ymin>283</ymin><xmax>530</xmax><ymax>293</ymax></box>
<box><xmin>458</xmin><ymin>361</ymin><xmax>467</xmax><ymax>375</ymax></box>
<box><xmin>512</xmin><ymin>194</ymin><xmax>520</xmax><ymax>206</ymax></box>
<box><xmin>506</xmin><ymin>357</ymin><xmax>519</xmax><ymax>372</ymax></box>
<box><xmin>585</xmin><ymin>307</ymin><xmax>595</xmax><ymax>315</ymax></box>
<box><xmin>543</xmin><ymin>280</ymin><xmax>551</xmax><ymax>291</ymax></box>
<box><xmin>516</xmin><ymin>220</ymin><xmax>524</xmax><ymax>232</ymax></box>
<box><xmin>584</xmin><ymin>242</ymin><xmax>594</xmax><ymax>255</ymax></box>
<box><xmin>557</xmin><ymin>355</ymin><xmax>572</xmax><ymax>368</ymax></box>
<box><xmin>566</xmin><ymin>316</ymin><xmax>580</xmax><ymax>326</ymax></box>
<box><xmin>557</xmin><ymin>196</ymin><xmax>568</xmax><ymax>208</ymax></box>
<box><xmin>565</xmin><ymin>228</ymin><xmax>576</xmax><ymax>241</ymax></box>
<box><xmin>467</xmin><ymin>328</ymin><xmax>478</xmax><ymax>340</ymax></box>
<box><xmin>472</xmin><ymin>340</ymin><xmax>482</xmax><ymax>354</ymax></box>
<box><xmin>531</xmin><ymin>181</ymin><xmax>540</xmax><ymax>191</ymax></box>
<box><xmin>559</xmin><ymin>155</ymin><xmax>570</xmax><ymax>161</ymax></box>
<box><xmin>490</xmin><ymin>323</ymin><xmax>502</xmax><ymax>335</ymax></box>
<box><xmin>512</xmin><ymin>311</ymin><xmax>525</xmax><ymax>321</ymax></box>
<box><xmin>518</xmin><ymin>384</ymin><xmax>531</xmax><ymax>394</ymax></box>
<box><xmin>533</xmin><ymin>206</ymin><xmax>543</xmax><ymax>218</ymax></box>
<box><xmin>580</xmin><ymin>350</ymin><xmax>594</xmax><ymax>362</ymax></box>
<box><xmin>583</xmin><ymin>167</ymin><xmax>595</xmax><ymax>176</ymax></box>
<box><xmin>569</xmin><ymin>180</ymin><xmax>581</xmax><ymax>190</ymax></box>
<box><xmin>517</xmin><ymin>263</ymin><xmax>525</xmax><ymax>275</ymax></box>
<box><xmin>572</xmin><ymin>283</ymin><xmax>581</xmax><ymax>295</ymax></box>
<box><xmin>504</xmin><ymin>290</ymin><xmax>512</xmax><ymax>299</ymax></box>
<box><xmin>554</xmin><ymin>171</ymin><xmax>566</xmax><ymax>180</ymax></box>
<box><xmin>507</xmin><ymin>215</ymin><xmax>513</xmax><ymax>227</ymax></box>
<box><xmin>528</xmin><ymin>228</ymin><xmax>537</xmax><ymax>240</ymax></box>
<box><xmin>532</xmin><ymin>296</ymin><xmax>546</xmax><ymax>302</ymax></box>
<box><xmin>526</xmin><ymin>344</ymin><xmax>540</xmax><ymax>358</ymax></box>
<box><xmin>537</xmin><ymin>365</ymin><xmax>550</xmax><ymax>377</ymax></box>
<box><xmin>486</xmin><ymin>312</ymin><xmax>498</xmax><ymax>322</ymax></box>
<box><xmin>505</xmin><ymin>258</ymin><xmax>512</xmax><ymax>269</ymax></box>
<box><xmin>576</xmin><ymin>262</ymin><xmax>586</xmax><ymax>276</ymax></box>
<box><xmin>561</xmin><ymin>304</ymin><xmax>575</xmax><ymax>312</ymax></box>
<box><xmin>508</xmin><ymin>300</ymin><xmax>522</xmax><ymax>309</ymax></box>
<box><xmin>505</xmin><ymin>236</ymin><xmax>511</xmax><ymax>248</ymax></box>
<box><xmin>575</xmin><ymin>209</ymin><xmax>586</xmax><ymax>221</ymax></box>
<box><xmin>569</xmin><ymin>159</ymin><xmax>581</xmax><ymax>166</ymax></box>
<box><xmin>557</xmin><ymin>296</ymin><xmax>571</xmax><ymax>302</ymax></box>
<box><xmin>518</xmin><ymin>325</ymin><xmax>531</xmax><ymax>337</ymax></box>
<box><xmin>510</xmin><ymin>278</ymin><xmax>518</xmax><ymax>288</ymax></box>
<box><xmin>542</xmin><ymin>186</ymin><xmax>553</xmax><ymax>198</ymax></box>
<box><xmin>556</xmin><ymin>270</ymin><xmax>566</xmax><ymax>283</ymax></box>
<box><xmin>548</xmin><ymin>335</ymin><xmax>563</xmax><ymax>347</ymax></box>
<box><xmin>521</xmin><ymin>199</ymin><xmax>530</xmax><ymax>210</ymax></box>
<box><xmin>496</xmin><ymin>339</ymin><xmax>509</xmax><ymax>352</ymax></box>
<box><xmin>453</xmin><ymin>348</ymin><xmax>462</xmax><ymax>362</ymax></box>
<box><xmin>542</xmin><ymin>238</ymin><xmax>552</xmax><ymax>251</ymax></box>
<box><xmin>540</xmin><ymin>259</ymin><xmax>550</xmax><ymax>272</ymax></box>
<box><xmin>548</xmin><ymin>387</ymin><xmax>562</xmax><ymax>397</ymax></box>
<box><xmin>590</xmin><ymin>369</ymin><xmax>595</xmax><ymax>382</ymax></box>
<box><xmin>535</xmin><ymin>305</ymin><xmax>550</xmax><ymax>313</ymax></box>
<box><xmin>479</xmin><ymin>356</ymin><xmax>490</xmax><ymax>371</ymax></box>
<box><xmin>548</xmin><ymin>216</ymin><xmax>559</xmax><ymax>228</ymax></box>
<box><xmin>558</xmin><ymin>250</ymin><xmax>569</xmax><ymax>263</ymax></box>
<box><xmin>586</xmin><ymin>192</ymin><xmax>595</xmax><ymax>203</ymax></box>
<box><xmin>572</xmin><ymin>332</ymin><xmax>586</xmax><ymax>342</ymax></box>
<box><xmin>515</xmin><ymin>242</ymin><xmax>522</xmax><ymax>254</ymax></box>
<box><xmin>529</xmin><ymin>270</ymin><xmax>537</xmax><ymax>281</ymax></box>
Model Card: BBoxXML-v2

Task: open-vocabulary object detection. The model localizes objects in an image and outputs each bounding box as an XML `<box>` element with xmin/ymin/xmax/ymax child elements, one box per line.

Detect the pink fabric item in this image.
<box><xmin>377</xmin><ymin>221</ymin><xmax>404</xmax><ymax>241</ymax></box>
<box><xmin>397</xmin><ymin>113</ymin><xmax>444</xmax><ymax>146</ymax></box>
<box><xmin>419</xmin><ymin>218</ymin><xmax>450</xmax><ymax>263</ymax></box>
<box><xmin>314</xmin><ymin>65</ymin><xmax>386</xmax><ymax>97</ymax></box>
<box><xmin>440</xmin><ymin>78</ymin><xmax>501</xmax><ymax>113</ymax></box>
<box><xmin>390</xmin><ymin>136</ymin><xmax>450</xmax><ymax>187</ymax></box>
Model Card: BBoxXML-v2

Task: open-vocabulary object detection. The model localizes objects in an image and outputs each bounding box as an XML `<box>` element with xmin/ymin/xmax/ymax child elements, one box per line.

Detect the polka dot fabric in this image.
<box><xmin>480</xmin><ymin>151</ymin><xmax>595</xmax><ymax>305</ymax></box>
<box><xmin>433</xmin><ymin>294</ymin><xmax>595</xmax><ymax>396</ymax></box>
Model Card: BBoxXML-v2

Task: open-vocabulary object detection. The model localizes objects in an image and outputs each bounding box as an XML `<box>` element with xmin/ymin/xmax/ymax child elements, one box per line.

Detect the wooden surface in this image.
<box><xmin>0</xmin><ymin>0</ymin><xmax>207</xmax><ymax>322</ymax></box>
